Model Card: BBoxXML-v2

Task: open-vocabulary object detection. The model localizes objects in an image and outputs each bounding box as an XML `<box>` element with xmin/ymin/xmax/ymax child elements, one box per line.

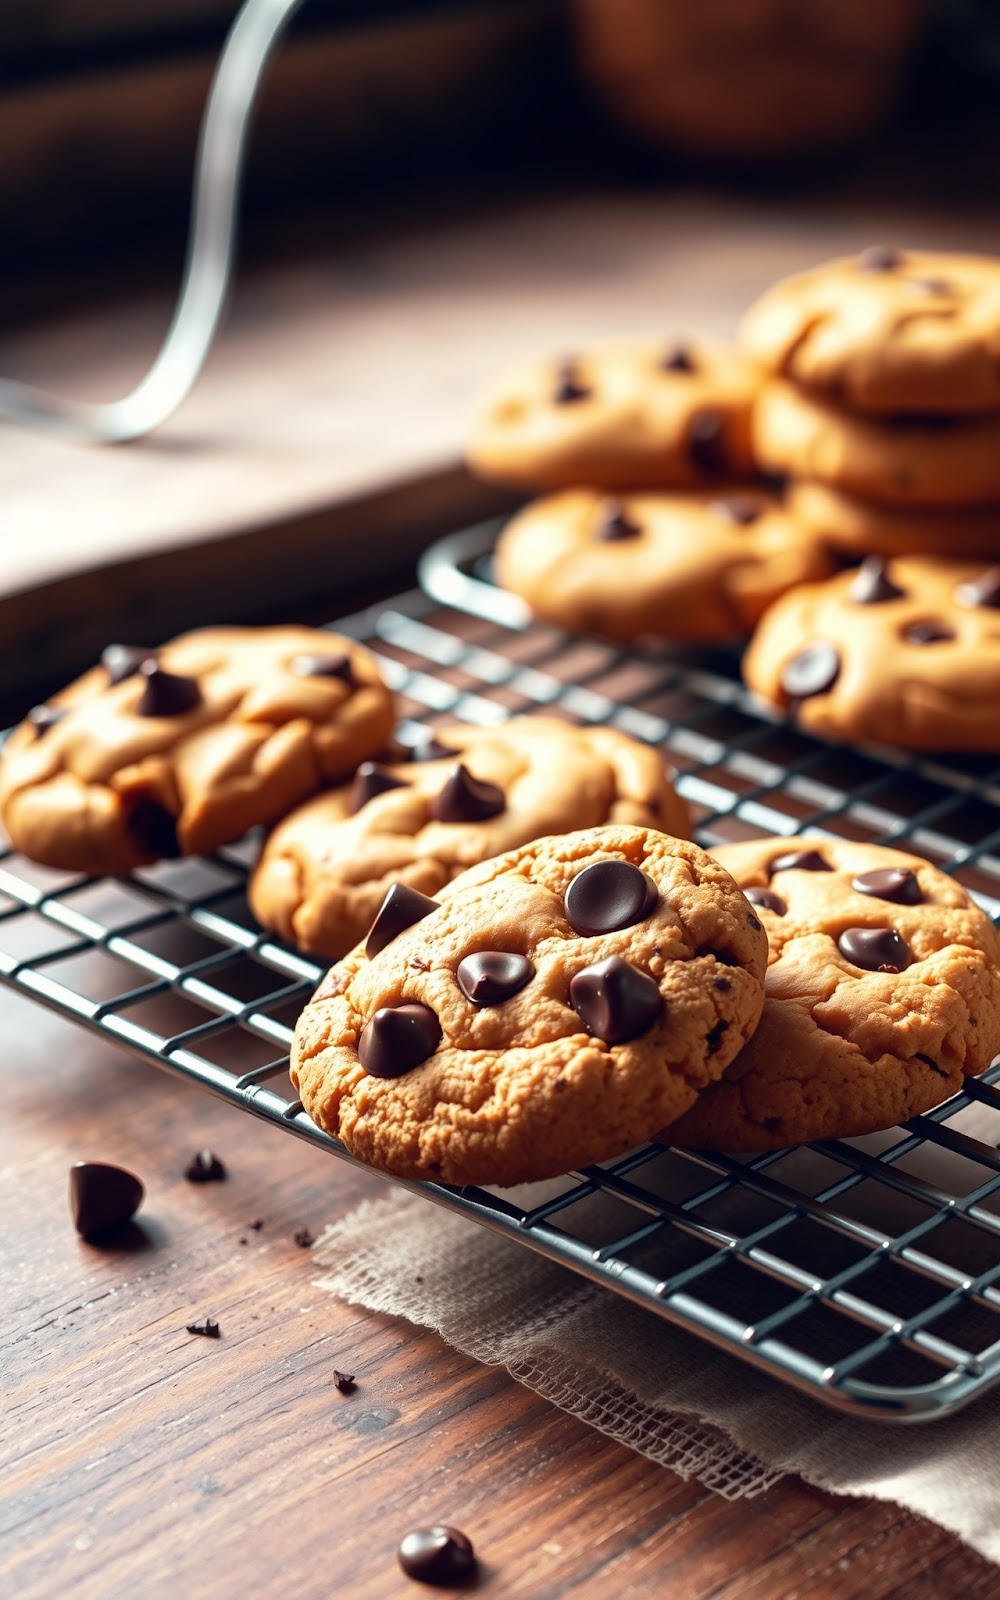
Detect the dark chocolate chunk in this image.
<box><xmin>333</xmin><ymin>1369</ymin><xmax>356</xmax><ymax>1394</ymax></box>
<box><xmin>350</xmin><ymin>761</ymin><xmax>409</xmax><ymax>813</ymax></box>
<box><xmin>838</xmin><ymin>926</ymin><xmax>912</xmax><ymax>973</ymax></box>
<box><xmin>126</xmin><ymin>799</ymin><xmax>181</xmax><ymax>859</ymax></box>
<box><xmin>293</xmin><ymin>1227</ymin><xmax>315</xmax><ymax>1248</ymax></box>
<box><xmin>410</xmin><ymin>733</ymin><xmax>455</xmax><ymax>763</ymax></box>
<box><xmin>365</xmin><ymin>883</ymin><xmax>440</xmax><ymax>958</ymax></box>
<box><xmin>564</xmin><ymin>859</ymin><xmax>658</xmax><ymax>935</ymax></box>
<box><xmin>136</xmin><ymin>661</ymin><xmax>202</xmax><ymax>718</ymax></box>
<box><xmin>744</xmin><ymin>885</ymin><xmax>786</xmax><ymax>914</ymax></box>
<box><xmin>688</xmin><ymin>408</ymin><xmax>727</xmax><ymax>474</ymax></box>
<box><xmin>596</xmin><ymin>499</ymin><xmax>642</xmax><ymax>542</ymax></box>
<box><xmin>26</xmin><ymin>704</ymin><xmax>65</xmax><ymax>737</ymax></box>
<box><xmin>103</xmin><ymin>643</ymin><xmax>155</xmax><ymax>686</ymax></box>
<box><xmin>186</xmin><ymin>1318</ymin><xmax>221</xmax><ymax>1339</ymax></box>
<box><xmin>456</xmin><ymin>951</ymin><xmax>534</xmax><ymax>1007</ymax></box>
<box><xmin>858</xmin><ymin>245</ymin><xmax>903</xmax><ymax>272</ymax></box>
<box><xmin>660</xmin><ymin>343</ymin><xmax>696</xmax><ymax>374</ymax></box>
<box><xmin>905</xmin><ymin>620</ymin><xmax>955</xmax><ymax>645</ymax></box>
<box><xmin>769</xmin><ymin>848</ymin><xmax>830</xmax><ymax>875</ymax></box>
<box><xmin>956</xmin><ymin>565</ymin><xmax>1000</xmax><ymax>609</ymax></box>
<box><xmin>290</xmin><ymin>651</ymin><xmax>355</xmax><ymax>685</ymax></box>
<box><xmin>554</xmin><ymin>362</ymin><xmax>590</xmax><ymax>404</ymax></box>
<box><xmin>712</xmin><ymin>494</ymin><xmax>762</xmax><ymax>526</ymax></box>
<box><xmin>780</xmin><ymin>642</ymin><xmax>840</xmax><ymax>700</ymax></box>
<box><xmin>358</xmin><ymin>1002</ymin><xmax>442</xmax><ymax>1078</ymax></box>
<box><xmin>398</xmin><ymin>1526</ymin><xmax>476</xmax><ymax>1585</ymax></box>
<box><xmin>851</xmin><ymin>867</ymin><xmax>923</xmax><ymax>905</ymax></box>
<box><xmin>849</xmin><ymin>556</ymin><xmax>905</xmax><ymax>605</ymax></box>
<box><xmin>184</xmin><ymin>1149</ymin><xmax>227</xmax><ymax>1183</ymax></box>
<box><xmin>570</xmin><ymin>955</ymin><xmax>662</xmax><ymax>1045</ymax></box>
<box><xmin>70</xmin><ymin>1161</ymin><xmax>144</xmax><ymax>1240</ymax></box>
<box><xmin>430</xmin><ymin>763</ymin><xmax>505</xmax><ymax>823</ymax></box>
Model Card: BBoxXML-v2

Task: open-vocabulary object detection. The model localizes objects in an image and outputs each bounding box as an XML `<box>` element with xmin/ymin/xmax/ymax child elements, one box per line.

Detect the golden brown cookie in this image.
<box><xmin>741</xmin><ymin>247</ymin><xmax>1000</xmax><ymax>413</ymax></box>
<box><xmin>788</xmin><ymin>480</ymin><xmax>1000</xmax><ymax>559</ymax></box>
<box><xmin>742</xmin><ymin>555</ymin><xmax>1000</xmax><ymax>751</ymax></box>
<box><xmin>754</xmin><ymin>380</ymin><xmax>1000</xmax><ymax>507</ymax></box>
<box><xmin>467</xmin><ymin>341</ymin><xmax>759</xmax><ymax>491</ymax></box>
<box><xmin>663</xmin><ymin>836</ymin><xmax>1000</xmax><ymax>1151</ymax></box>
<box><xmin>291</xmin><ymin>825</ymin><xmax>768</xmax><ymax>1186</ymax></box>
<box><xmin>493</xmin><ymin>487</ymin><xmax>834</xmax><ymax>643</ymax></box>
<box><xmin>250</xmin><ymin>717</ymin><xmax>690</xmax><ymax>959</ymax></box>
<box><xmin>0</xmin><ymin>627</ymin><xmax>395</xmax><ymax>873</ymax></box>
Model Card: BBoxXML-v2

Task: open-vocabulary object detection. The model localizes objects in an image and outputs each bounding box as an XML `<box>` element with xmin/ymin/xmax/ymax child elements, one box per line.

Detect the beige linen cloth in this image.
<box><xmin>314</xmin><ymin>1183</ymin><xmax>1000</xmax><ymax>1563</ymax></box>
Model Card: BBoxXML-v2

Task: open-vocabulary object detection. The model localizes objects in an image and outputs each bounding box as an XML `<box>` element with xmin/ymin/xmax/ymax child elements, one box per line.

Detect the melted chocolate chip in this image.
<box><xmin>713</xmin><ymin>494</ymin><xmax>763</xmax><ymax>526</ymax></box>
<box><xmin>126</xmin><ymin>799</ymin><xmax>180</xmax><ymax>859</ymax></box>
<box><xmin>136</xmin><ymin>661</ymin><xmax>202</xmax><ymax>718</ymax></box>
<box><xmin>570</xmin><ymin>955</ymin><xmax>662</xmax><ymax>1045</ymax></box>
<box><xmin>456</xmin><ymin>951</ymin><xmax>534</xmax><ymax>1007</ymax></box>
<box><xmin>103</xmin><ymin>643</ymin><xmax>155</xmax><ymax>686</ymax></box>
<box><xmin>744</xmin><ymin>885</ymin><xmax>786</xmax><ymax>914</ymax></box>
<box><xmin>769</xmin><ymin>848</ymin><xmax>830</xmax><ymax>875</ymax></box>
<box><xmin>554</xmin><ymin>362</ymin><xmax>590</xmax><ymax>404</ymax></box>
<box><xmin>26</xmin><ymin>704</ymin><xmax>65</xmax><ymax>737</ymax></box>
<box><xmin>660</xmin><ymin>343</ymin><xmax>696</xmax><ymax>374</ymax></box>
<box><xmin>838</xmin><ymin>926</ymin><xmax>912</xmax><ymax>973</ymax></box>
<box><xmin>852</xmin><ymin>867</ymin><xmax>923</xmax><ymax>905</ymax></box>
<box><xmin>858</xmin><ymin>245</ymin><xmax>903</xmax><ymax>272</ymax></box>
<box><xmin>291</xmin><ymin>651</ymin><xmax>355</xmax><ymax>685</ymax></box>
<box><xmin>688</xmin><ymin>409</ymin><xmax>727</xmax><ymax>474</ymax></box>
<box><xmin>849</xmin><ymin>556</ymin><xmax>905</xmax><ymax>605</ymax></box>
<box><xmin>905</xmin><ymin>620</ymin><xmax>955</xmax><ymax>645</ymax></box>
<box><xmin>564</xmin><ymin>859</ymin><xmax>658</xmax><ymax>936</ymax></box>
<box><xmin>365</xmin><ymin>883</ymin><xmax>439</xmax><ymax>959</ymax></box>
<box><xmin>780</xmin><ymin>642</ymin><xmax>840</xmax><ymax>700</ymax></box>
<box><xmin>184</xmin><ymin>1150</ymin><xmax>227</xmax><ymax>1183</ymax></box>
<box><xmin>596</xmin><ymin>499</ymin><xmax>642</xmax><ymax>542</ymax></box>
<box><xmin>956</xmin><ymin>565</ymin><xmax>1000</xmax><ymax>610</ymax></box>
<box><xmin>431</xmin><ymin>763</ymin><xmax>505</xmax><ymax>823</ymax></box>
<box><xmin>398</xmin><ymin>1527</ymin><xmax>476</xmax><ymax>1585</ymax></box>
<box><xmin>70</xmin><ymin>1161</ymin><xmax>144</xmax><ymax>1239</ymax></box>
<box><xmin>349</xmin><ymin>761</ymin><xmax>408</xmax><ymax>813</ymax></box>
<box><xmin>409</xmin><ymin>733</ymin><xmax>455</xmax><ymax>763</ymax></box>
<box><xmin>358</xmin><ymin>1002</ymin><xmax>441</xmax><ymax>1077</ymax></box>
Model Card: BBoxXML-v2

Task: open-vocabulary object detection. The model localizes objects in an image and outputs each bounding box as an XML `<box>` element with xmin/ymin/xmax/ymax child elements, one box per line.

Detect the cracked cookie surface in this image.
<box><xmin>663</xmin><ymin>837</ymin><xmax>1000</xmax><ymax>1152</ymax></box>
<box><xmin>291</xmin><ymin>825</ymin><xmax>768</xmax><ymax>1186</ymax></box>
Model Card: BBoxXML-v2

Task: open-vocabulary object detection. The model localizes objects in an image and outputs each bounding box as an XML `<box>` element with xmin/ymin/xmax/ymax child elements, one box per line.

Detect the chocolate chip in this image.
<box><xmin>851</xmin><ymin>867</ymin><xmax>923</xmax><ymax>905</ymax></box>
<box><xmin>126</xmin><ymin>799</ymin><xmax>181</xmax><ymax>859</ymax></box>
<box><xmin>780</xmin><ymin>643</ymin><xmax>840</xmax><ymax>700</ymax></box>
<box><xmin>365</xmin><ymin>884</ymin><xmax>439</xmax><ymax>959</ymax></box>
<box><xmin>712</xmin><ymin>494</ymin><xmax>762</xmax><ymax>526</ymax></box>
<box><xmin>660</xmin><ymin>343</ymin><xmax>696</xmax><ymax>374</ymax></box>
<box><xmin>136</xmin><ymin>660</ymin><xmax>202</xmax><ymax>717</ymax></box>
<box><xmin>688</xmin><ymin>409</ymin><xmax>727</xmax><ymax>474</ymax></box>
<box><xmin>334</xmin><ymin>1369</ymin><xmax>356</xmax><ymax>1394</ymax></box>
<box><xmin>358</xmin><ymin>1002</ymin><xmax>442</xmax><ymax>1077</ymax></box>
<box><xmin>398</xmin><ymin>1527</ymin><xmax>476</xmax><ymax>1585</ymax></box>
<box><xmin>564</xmin><ymin>859</ymin><xmax>658</xmax><ymax>935</ymax></box>
<box><xmin>103</xmin><ymin>643</ymin><xmax>155</xmax><ymax>686</ymax></box>
<box><xmin>26</xmin><ymin>704</ymin><xmax>65</xmax><ymax>737</ymax></box>
<box><xmin>184</xmin><ymin>1150</ymin><xmax>227</xmax><ymax>1183</ymax></box>
<box><xmin>291</xmin><ymin>651</ymin><xmax>355</xmax><ymax>685</ymax></box>
<box><xmin>596</xmin><ymin>498</ymin><xmax>642</xmax><ymax>542</ymax></box>
<box><xmin>745</xmin><ymin>885</ymin><xmax>786</xmax><ymax>914</ymax></box>
<box><xmin>248</xmin><ymin>1218</ymin><xmax>264</xmax><ymax>1231</ymax></box>
<box><xmin>70</xmin><ymin>1161</ymin><xmax>144</xmax><ymax>1240</ymax></box>
<box><xmin>769</xmin><ymin>848</ymin><xmax>830</xmax><ymax>875</ymax></box>
<box><xmin>186</xmin><ymin>1318</ymin><xmax>220</xmax><ymax>1339</ymax></box>
<box><xmin>350</xmin><ymin>761</ymin><xmax>409</xmax><ymax>813</ymax></box>
<box><xmin>706</xmin><ymin>1019</ymin><xmax>729</xmax><ymax>1054</ymax></box>
<box><xmin>410</xmin><ymin>733</ymin><xmax>455</xmax><ymax>762</ymax></box>
<box><xmin>858</xmin><ymin>245</ymin><xmax>903</xmax><ymax>272</ymax></box>
<box><xmin>456</xmin><ymin>951</ymin><xmax>534</xmax><ymax>1007</ymax></box>
<box><xmin>554</xmin><ymin>362</ymin><xmax>590</xmax><ymax>404</ymax></box>
<box><xmin>838</xmin><ymin>926</ymin><xmax>912</xmax><ymax>973</ymax></box>
<box><xmin>431</xmin><ymin>763</ymin><xmax>505</xmax><ymax>823</ymax></box>
<box><xmin>714</xmin><ymin>976</ymin><xmax>732</xmax><ymax>992</ymax></box>
<box><xmin>293</xmin><ymin>1227</ymin><xmax>315</xmax><ymax>1248</ymax></box>
<box><xmin>956</xmin><ymin>565</ymin><xmax>1000</xmax><ymax>609</ymax></box>
<box><xmin>849</xmin><ymin>556</ymin><xmax>905</xmax><ymax>605</ymax></box>
<box><xmin>905</xmin><ymin>620</ymin><xmax>955</xmax><ymax>645</ymax></box>
<box><xmin>570</xmin><ymin>955</ymin><xmax>662</xmax><ymax>1045</ymax></box>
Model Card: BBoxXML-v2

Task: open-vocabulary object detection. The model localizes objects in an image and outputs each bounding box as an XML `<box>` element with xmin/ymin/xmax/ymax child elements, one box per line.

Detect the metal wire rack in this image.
<box><xmin>5</xmin><ymin>517</ymin><xmax>1000</xmax><ymax>1425</ymax></box>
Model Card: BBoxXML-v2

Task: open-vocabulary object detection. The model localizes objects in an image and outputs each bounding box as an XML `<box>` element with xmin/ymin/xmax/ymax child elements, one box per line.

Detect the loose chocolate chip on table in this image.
<box><xmin>333</xmin><ymin>1370</ymin><xmax>356</xmax><ymax>1395</ymax></box>
<box><xmin>431</xmin><ymin>764</ymin><xmax>505</xmax><ymax>823</ymax></box>
<box><xmin>745</xmin><ymin>885</ymin><xmax>786</xmax><ymax>914</ymax></box>
<box><xmin>184</xmin><ymin>1149</ymin><xmax>227</xmax><ymax>1183</ymax></box>
<box><xmin>779</xmin><ymin>642</ymin><xmax>840</xmax><ymax>700</ymax></box>
<box><xmin>293</xmin><ymin>1227</ymin><xmax>315</xmax><ymax>1249</ymax></box>
<box><xmin>26</xmin><ymin>704</ymin><xmax>65</xmax><ymax>736</ymax></box>
<box><xmin>570</xmin><ymin>955</ymin><xmax>662</xmax><ymax>1045</ymax></box>
<box><xmin>126</xmin><ymin>799</ymin><xmax>181</xmax><ymax>859</ymax></box>
<box><xmin>957</xmin><ymin>565</ymin><xmax>1000</xmax><ymax>609</ymax></box>
<box><xmin>350</xmin><ymin>761</ymin><xmax>409</xmax><ymax>813</ymax></box>
<box><xmin>564</xmin><ymin>859</ymin><xmax>658</xmax><ymax>935</ymax></box>
<box><xmin>291</xmin><ymin>651</ymin><xmax>355</xmax><ymax>685</ymax></box>
<box><xmin>713</xmin><ymin>494</ymin><xmax>762</xmax><ymax>526</ymax></box>
<box><xmin>359</xmin><ymin>1002</ymin><xmax>442</xmax><ymax>1078</ymax></box>
<box><xmin>553</xmin><ymin>362</ymin><xmax>590</xmax><ymax>404</ymax></box>
<box><xmin>852</xmin><ymin>867</ymin><xmax>923</xmax><ymax>905</ymax></box>
<box><xmin>457</xmin><ymin>951</ymin><xmax>534</xmax><ymax>1007</ymax></box>
<box><xmin>70</xmin><ymin>1161</ymin><xmax>144</xmax><ymax>1239</ymax></box>
<box><xmin>103</xmin><ymin>643</ymin><xmax>155</xmax><ymax>686</ymax></box>
<box><xmin>849</xmin><ymin>556</ymin><xmax>905</xmax><ymax>605</ymax></box>
<box><xmin>688</xmin><ymin>409</ymin><xmax>727</xmax><ymax>474</ymax></box>
<box><xmin>186</xmin><ymin>1318</ymin><xmax>221</xmax><ymax>1339</ymax></box>
<box><xmin>409</xmin><ymin>733</ymin><xmax>455</xmax><ymax>763</ymax></box>
<box><xmin>136</xmin><ymin>661</ymin><xmax>203</xmax><ymax>718</ymax></box>
<box><xmin>596</xmin><ymin>499</ymin><xmax>642</xmax><ymax>542</ymax></box>
<box><xmin>660</xmin><ymin>342</ymin><xmax>696</xmax><ymax>373</ymax></box>
<box><xmin>366</xmin><ymin>883</ymin><xmax>440</xmax><ymax>959</ymax></box>
<box><xmin>838</xmin><ymin>926</ymin><xmax>912</xmax><ymax>973</ymax></box>
<box><xmin>398</xmin><ymin>1526</ymin><xmax>477</xmax><ymax>1585</ymax></box>
<box><xmin>769</xmin><ymin>848</ymin><xmax>830</xmax><ymax>875</ymax></box>
<box><xmin>905</xmin><ymin>620</ymin><xmax>955</xmax><ymax>645</ymax></box>
<box><xmin>858</xmin><ymin>245</ymin><xmax>903</xmax><ymax>272</ymax></box>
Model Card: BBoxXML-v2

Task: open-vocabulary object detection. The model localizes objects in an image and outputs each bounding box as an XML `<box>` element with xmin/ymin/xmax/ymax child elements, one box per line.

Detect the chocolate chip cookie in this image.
<box><xmin>291</xmin><ymin>825</ymin><xmax>768</xmax><ymax>1186</ymax></box>
<box><xmin>250</xmin><ymin>717</ymin><xmax>690</xmax><ymax>959</ymax></box>
<box><xmin>493</xmin><ymin>487</ymin><xmax>834</xmax><ymax>643</ymax></box>
<box><xmin>741</xmin><ymin>247</ymin><xmax>1000</xmax><ymax>414</ymax></box>
<box><xmin>0</xmin><ymin>627</ymin><xmax>395</xmax><ymax>873</ymax></box>
<box><xmin>788</xmin><ymin>481</ymin><xmax>1000</xmax><ymax>559</ymax></box>
<box><xmin>467</xmin><ymin>341</ymin><xmax>760</xmax><ymax>491</ymax></box>
<box><xmin>664</xmin><ymin>837</ymin><xmax>1000</xmax><ymax>1151</ymax></box>
<box><xmin>742</xmin><ymin>555</ymin><xmax>1000</xmax><ymax>750</ymax></box>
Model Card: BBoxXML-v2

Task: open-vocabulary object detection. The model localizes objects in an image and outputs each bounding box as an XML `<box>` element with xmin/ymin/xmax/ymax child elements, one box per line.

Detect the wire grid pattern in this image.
<box><xmin>4</xmin><ymin>525</ymin><xmax>1000</xmax><ymax>1423</ymax></box>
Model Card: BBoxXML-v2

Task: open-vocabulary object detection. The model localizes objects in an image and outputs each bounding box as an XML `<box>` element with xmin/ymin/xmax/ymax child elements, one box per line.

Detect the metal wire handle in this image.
<box><xmin>0</xmin><ymin>0</ymin><xmax>307</xmax><ymax>443</ymax></box>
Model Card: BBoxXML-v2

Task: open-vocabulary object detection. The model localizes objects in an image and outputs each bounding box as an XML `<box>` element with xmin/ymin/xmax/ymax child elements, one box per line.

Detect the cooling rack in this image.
<box><xmin>5</xmin><ymin>518</ymin><xmax>1000</xmax><ymax>1425</ymax></box>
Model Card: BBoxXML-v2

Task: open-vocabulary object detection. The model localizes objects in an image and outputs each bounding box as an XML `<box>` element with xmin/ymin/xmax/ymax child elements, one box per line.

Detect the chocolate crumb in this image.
<box><xmin>239</xmin><ymin>1237</ymin><xmax>247</xmax><ymax>1246</ymax></box>
<box><xmin>333</xmin><ymin>1370</ymin><xmax>356</xmax><ymax>1394</ymax></box>
<box><xmin>186</xmin><ymin>1318</ymin><xmax>220</xmax><ymax>1339</ymax></box>
<box><xmin>293</xmin><ymin>1227</ymin><xmax>315</xmax><ymax>1249</ymax></box>
<box><xmin>184</xmin><ymin>1149</ymin><xmax>227</xmax><ymax>1184</ymax></box>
